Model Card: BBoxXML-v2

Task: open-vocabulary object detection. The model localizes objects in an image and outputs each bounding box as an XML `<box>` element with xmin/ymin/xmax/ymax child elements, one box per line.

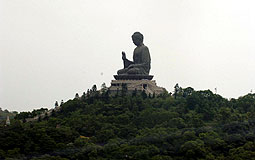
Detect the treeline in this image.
<box><xmin>1</xmin><ymin>86</ymin><xmax>255</xmax><ymax>159</ymax></box>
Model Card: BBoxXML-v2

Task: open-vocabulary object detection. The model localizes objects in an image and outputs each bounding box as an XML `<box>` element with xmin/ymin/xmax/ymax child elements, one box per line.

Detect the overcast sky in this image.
<box><xmin>1</xmin><ymin>0</ymin><xmax>255</xmax><ymax>112</ymax></box>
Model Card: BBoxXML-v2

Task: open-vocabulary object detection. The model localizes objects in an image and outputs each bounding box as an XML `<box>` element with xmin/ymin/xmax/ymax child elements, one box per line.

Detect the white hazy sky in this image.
<box><xmin>1</xmin><ymin>0</ymin><xmax>255</xmax><ymax>112</ymax></box>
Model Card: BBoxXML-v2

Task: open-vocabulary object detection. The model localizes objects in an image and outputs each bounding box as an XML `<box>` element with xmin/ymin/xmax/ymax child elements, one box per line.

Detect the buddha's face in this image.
<box><xmin>132</xmin><ymin>36</ymin><xmax>143</xmax><ymax>46</ymax></box>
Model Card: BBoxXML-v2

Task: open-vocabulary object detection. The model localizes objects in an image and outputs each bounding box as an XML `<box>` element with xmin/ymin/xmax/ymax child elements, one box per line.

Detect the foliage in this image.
<box><xmin>1</xmin><ymin>86</ymin><xmax>255</xmax><ymax>159</ymax></box>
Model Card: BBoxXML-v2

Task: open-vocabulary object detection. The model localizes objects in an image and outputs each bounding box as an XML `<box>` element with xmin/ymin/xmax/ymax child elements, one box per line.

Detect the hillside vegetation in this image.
<box><xmin>1</xmin><ymin>86</ymin><xmax>255</xmax><ymax>159</ymax></box>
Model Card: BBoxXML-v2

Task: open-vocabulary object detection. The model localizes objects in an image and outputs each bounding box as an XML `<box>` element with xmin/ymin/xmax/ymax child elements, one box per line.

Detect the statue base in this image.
<box><xmin>108</xmin><ymin>79</ymin><xmax>165</xmax><ymax>96</ymax></box>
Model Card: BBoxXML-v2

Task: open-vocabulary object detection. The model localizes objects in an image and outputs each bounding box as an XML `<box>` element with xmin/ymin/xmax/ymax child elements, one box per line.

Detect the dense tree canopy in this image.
<box><xmin>1</xmin><ymin>86</ymin><xmax>255</xmax><ymax>159</ymax></box>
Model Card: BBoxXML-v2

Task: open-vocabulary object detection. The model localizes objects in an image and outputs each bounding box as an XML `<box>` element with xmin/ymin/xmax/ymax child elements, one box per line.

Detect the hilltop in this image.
<box><xmin>1</xmin><ymin>86</ymin><xmax>255</xmax><ymax>159</ymax></box>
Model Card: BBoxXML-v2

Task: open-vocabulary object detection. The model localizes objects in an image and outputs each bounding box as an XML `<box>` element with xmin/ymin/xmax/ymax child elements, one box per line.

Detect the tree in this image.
<box><xmin>60</xmin><ymin>100</ymin><xmax>64</xmax><ymax>106</ymax></box>
<box><xmin>174</xmin><ymin>83</ymin><xmax>180</xmax><ymax>99</ymax></box>
<box><xmin>101</xmin><ymin>83</ymin><xmax>107</xmax><ymax>93</ymax></box>
<box><xmin>86</xmin><ymin>89</ymin><xmax>90</xmax><ymax>97</ymax></box>
<box><xmin>75</xmin><ymin>93</ymin><xmax>79</xmax><ymax>99</ymax></box>
<box><xmin>81</xmin><ymin>92</ymin><xmax>86</xmax><ymax>101</ymax></box>
<box><xmin>92</xmin><ymin>85</ymin><xmax>97</xmax><ymax>92</ymax></box>
<box><xmin>55</xmin><ymin>101</ymin><xmax>59</xmax><ymax>107</ymax></box>
<box><xmin>218</xmin><ymin>107</ymin><xmax>232</xmax><ymax>123</ymax></box>
<box><xmin>180</xmin><ymin>140</ymin><xmax>206</xmax><ymax>158</ymax></box>
<box><xmin>183</xmin><ymin>87</ymin><xmax>194</xmax><ymax>97</ymax></box>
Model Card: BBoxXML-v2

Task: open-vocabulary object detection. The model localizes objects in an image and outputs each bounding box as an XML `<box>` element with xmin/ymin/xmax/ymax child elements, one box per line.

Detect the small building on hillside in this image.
<box><xmin>6</xmin><ymin>116</ymin><xmax>10</xmax><ymax>126</ymax></box>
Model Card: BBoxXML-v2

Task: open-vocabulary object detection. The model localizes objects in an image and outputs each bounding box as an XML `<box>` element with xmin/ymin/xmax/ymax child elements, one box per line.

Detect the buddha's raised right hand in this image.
<box><xmin>122</xmin><ymin>51</ymin><xmax>126</xmax><ymax>60</ymax></box>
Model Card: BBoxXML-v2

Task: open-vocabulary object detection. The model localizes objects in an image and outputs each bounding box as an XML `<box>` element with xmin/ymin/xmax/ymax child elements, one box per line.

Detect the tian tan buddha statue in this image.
<box><xmin>110</xmin><ymin>32</ymin><xmax>164</xmax><ymax>94</ymax></box>
<box><xmin>117</xmin><ymin>32</ymin><xmax>151</xmax><ymax>76</ymax></box>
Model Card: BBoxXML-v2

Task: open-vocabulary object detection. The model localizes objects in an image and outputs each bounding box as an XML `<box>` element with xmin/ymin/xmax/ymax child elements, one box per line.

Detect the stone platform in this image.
<box><xmin>114</xmin><ymin>74</ymin><xmax>153</xmax><ymax>80</ymax></box>
<box><xmin>108</xmin><ymin>79</ymin><xmax>165</xmax><ymax>96</ymax></box>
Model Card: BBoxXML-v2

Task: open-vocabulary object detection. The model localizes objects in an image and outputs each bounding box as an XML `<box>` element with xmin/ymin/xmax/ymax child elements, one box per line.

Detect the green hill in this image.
<box><xmin>1</xmin><ymin>87</ymin><xmax>255</xmax><ymax>159</ymax></box>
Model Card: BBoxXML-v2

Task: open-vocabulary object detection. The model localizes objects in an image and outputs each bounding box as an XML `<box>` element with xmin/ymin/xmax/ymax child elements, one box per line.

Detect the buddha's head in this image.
<box><xmin>132</xmin><ymin>32</ymin><xmax>143</xmax><ymax>46</ymax></box>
